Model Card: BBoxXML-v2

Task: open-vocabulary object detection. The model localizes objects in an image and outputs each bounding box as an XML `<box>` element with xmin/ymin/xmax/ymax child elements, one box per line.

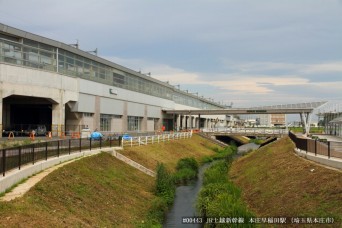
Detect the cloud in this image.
<box><xmin>209</xmin><ymin>76</ymin><xmax>309</xmax><ymax>94</ymax></box>
<box><xmin>300</xmin><ymin>62</ymin><xmax>342</xmax><ymax>74</ymax></box>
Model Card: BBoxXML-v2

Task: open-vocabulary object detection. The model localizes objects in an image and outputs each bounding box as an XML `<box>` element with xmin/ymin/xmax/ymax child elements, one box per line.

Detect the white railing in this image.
<box><xmin>202</xmin><ymin>127</ymin><xmax>288</xmax><ymax>135</ymax></box>
<box><xmin>121</xmin><ymin>132</ymin><xmax>193</xmax><ymax>147</ymax></box>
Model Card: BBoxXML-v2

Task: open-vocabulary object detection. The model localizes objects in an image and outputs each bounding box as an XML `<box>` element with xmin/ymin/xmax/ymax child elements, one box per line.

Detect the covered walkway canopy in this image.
<box><xmin>165</xmin><ymin>101</ymin><xmax>327</xmax><ymax>135</ymax></box>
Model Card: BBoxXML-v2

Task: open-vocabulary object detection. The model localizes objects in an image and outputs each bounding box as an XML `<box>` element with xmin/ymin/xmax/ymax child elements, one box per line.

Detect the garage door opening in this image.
<box><xmin>2</xmin><ymin>95</ymin><xmax>54</xmax><ymax>136</ymax></box>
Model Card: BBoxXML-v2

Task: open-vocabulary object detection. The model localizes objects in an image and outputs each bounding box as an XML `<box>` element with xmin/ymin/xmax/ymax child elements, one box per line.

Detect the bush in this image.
<box><xmin>176</xmin><ymin>157</ymin><xmax>198</xmax><ymax>173</ymax></box>
<box><xmin>203</xmin><ymin>160</ymin><xmax>228</xmax><ymax>185</ymax></box>
<box><xmin>174</xmin><ymin>157</ymin><xmax>199</xmax><ymax>184</ymax></box>
<box><xmin>212</xmin><ymin>146</ymin><xmax>237</xmax><ymax>161</ymax></box>
<box><xmin>142</xmin><ymin>197</ymin><xmax>168</xmax><ymax>226</ymax></box>
<box><xmin>155</xmin><ymin>163</ymin><xmax>175</xmax><ymax>205</ymax></box>
<box><xmin>196</xmin><ymin>149</ymin><xmax>255</xmax><ymax>226</ymax></box>
<box><xmin>173</xmin><ymin>168</ymin><xmax>197</xmax><ymax>184</ymax></box>
<box><xmin>201</xmin><ymin>156</ymin><xmax>214</xmax><ymax>164</ymax></box>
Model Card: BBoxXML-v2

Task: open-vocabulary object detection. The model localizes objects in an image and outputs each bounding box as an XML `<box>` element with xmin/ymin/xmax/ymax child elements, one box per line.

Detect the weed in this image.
<box><xmin>155</xmin><ymin>163</ymin><xmax>175</xmax><ymax>205</ymax></box>
<box><xmin>196</xmin><ymin>145</ymin><xmax>255</xmax><ymax>227</ymax></box>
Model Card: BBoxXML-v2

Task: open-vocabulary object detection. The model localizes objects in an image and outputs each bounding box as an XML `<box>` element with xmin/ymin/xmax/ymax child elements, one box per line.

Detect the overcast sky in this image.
<box><xmin>0</xmin><ymin>0</ymin><xmax>341</xmax><ymax>109</ymax></box>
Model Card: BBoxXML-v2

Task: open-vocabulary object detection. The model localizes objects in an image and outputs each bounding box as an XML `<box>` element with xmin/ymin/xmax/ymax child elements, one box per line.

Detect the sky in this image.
<box><xmin>0</xmin><ymin>0</ymin><xmax>341</xmax><ymax>110</ymax></box>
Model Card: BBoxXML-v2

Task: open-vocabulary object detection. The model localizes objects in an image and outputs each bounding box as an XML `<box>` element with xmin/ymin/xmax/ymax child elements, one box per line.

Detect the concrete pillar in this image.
<box><xmin>52</xmin><ymin>103</ymin><xmax>65</xmax><ymax>136</ymax></box>
<box><xmin>141</xmin><ymin>105</ymin><xmax>148</xmax><ymax>131</ymax></box>
<box><xmin>94</xmin><ymin>96</ymin><xmax>100</xmax><ymax>131</ymax></box>
<box><xmin>189</xmin><ymin>116</ymin><xmax>192</xmax><ymax>129</ymax></box>
<box><xmin>122</xmin><ymin>102</ymin><xmax>128</xmax><ymax>132</ymax></box>
<box><xmin>0</xmin><ymin>97</ymin><xmax>2</xmax><ymax>138</ymax></box>
<box><xmin>176</xmin><ymin>114</ymin><xmax>181</xmax><ymax>131</ymax></box>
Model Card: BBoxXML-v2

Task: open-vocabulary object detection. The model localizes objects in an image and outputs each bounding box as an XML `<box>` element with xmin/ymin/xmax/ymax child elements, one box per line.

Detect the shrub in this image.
<box><xmin>196</xmin><ymin>148</ymin><xmax>255</xmax><ymax>226</ymax></box>
<box><xmin>176</xmin><ymin>157</ymin><xmax>198</xmax><ymax>173</ymax></box>
<box><xmin>201</xmin><ymin>156</ymin><xmax>214</xmax><ymax>164</ymax></box>
<box><xmin>155</xmin><ymin>163</ymin><xmax>175</xmax><ymax>205</ymax></box>
<box><xmin>143</xmin><ymin>197</ymin><xmax>168</xmax><ymax>226</ymax></box>
<box><xmin>174</xmin><ymin>157</ymin><xmax>199</xmax><ymax>184</ymax></box>
<box><xmin>203</xmin><ymin>160</ymin><xmax>228</xmax><ymax>185</ymax></box>
<box><xmin>173</xmin><ymin>168</ymin><xmax>197</xmax><ymax>184</ymax></box>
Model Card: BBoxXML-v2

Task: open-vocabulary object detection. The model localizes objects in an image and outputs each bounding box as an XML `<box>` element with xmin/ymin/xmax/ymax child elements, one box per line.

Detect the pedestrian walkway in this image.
<box><xmin>312</xmin><ymin>134</ymin><xmax>342</xmax><ymax>142</ymax></box>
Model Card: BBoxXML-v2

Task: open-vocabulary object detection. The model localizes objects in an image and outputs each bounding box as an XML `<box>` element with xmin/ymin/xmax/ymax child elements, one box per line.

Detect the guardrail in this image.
<box><xmin>202</xmin><ymin>128</ymin><xmax>288</xmax><ymax>136</ymax></box>
<box><xmin>289</xmin><ymin>131</ymin><xmax>342</xmax><ymax>160</ymax></box>
<box><xmin>121</xmin><ymin>132</ymin><xmax>193</xmax><ymax>147</ymax></box>
<box><xmin>0</xmin><ymin>137</ymin><xmax>120</xmax><ymax>177</ymax></box>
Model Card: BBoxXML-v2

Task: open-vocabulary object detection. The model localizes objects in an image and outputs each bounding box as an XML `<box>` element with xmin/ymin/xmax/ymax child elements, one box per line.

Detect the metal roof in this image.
<box><xmin>165</xmin><ymin>101</ymin><xmax>328</xmax><ymax>115</ymax></box>
<box><xmin>330</xmin><ymin>117</ymin><xmax>342</xmax><ymax>124</ymax></box>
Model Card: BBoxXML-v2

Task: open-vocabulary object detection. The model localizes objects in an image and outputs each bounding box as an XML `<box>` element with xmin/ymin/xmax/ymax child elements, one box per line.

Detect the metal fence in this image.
<box><xmin>289</xmin><ymin>131</ymin><xmax>342</xmax><ymax>159</ymax></box>
<box><xmin>0</xmin><ymin>137</ymin><xmax>120</xmax><ymax>177</ymax></box>
<box><xmin>121</xmin><ymin>132</ymin><xmax>193</xmax><ymax>147</ymax></box>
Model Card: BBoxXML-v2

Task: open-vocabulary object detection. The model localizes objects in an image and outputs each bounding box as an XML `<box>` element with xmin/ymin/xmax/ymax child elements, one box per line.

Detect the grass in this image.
<box><xmin>0</xmin><ymin>133</ymin><xmax>219</xmax><ymax>227</ymax></box>
<box><xmin>229</xmin><ymin>136</ymin><xmax>342</xmax><ymax>226</ymax></box>
<box><xmin>173</xmin><ymin>157</ymin><xmax>199</xmax><ymax>185</ymax></box>
<box><xmin>0</xmin><ymin>153</ymin><xmax>157</xmax><ymax>227</ymax></box>
<box><xmin>248</xmin><ymin>138</ymin><xmax>264</xmax><ymax>145</ymax></box>
<box><xmin>196</xmin><ymin>146</ymin><xmax>255</xmax><ymax>227</ymax></box>
<box><xmin>119</xmin><ymin>134</ymin><xmax>219</xmax><ymax>171</ymax></box>
<box><xmin>289</xmin><ymin>126</ymin><xmax>324</xmax><ymax>134</ymax></box>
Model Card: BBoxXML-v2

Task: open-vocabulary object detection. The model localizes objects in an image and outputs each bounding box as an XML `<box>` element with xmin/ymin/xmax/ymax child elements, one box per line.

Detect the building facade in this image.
<box><xmin>256</xmin><ymin>114</ymin><xmax>286</xmax><ymax>127</ymax></box>
<box><xmin>0</xmin><ymin>23</ymin><xmax>226</xmax><ymax>136</ymax></box>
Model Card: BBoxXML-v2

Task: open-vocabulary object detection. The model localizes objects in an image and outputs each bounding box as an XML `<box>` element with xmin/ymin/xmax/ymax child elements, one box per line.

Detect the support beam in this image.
<box><xmin>300</xmin><ymin>112</ymin><xmax>312</xmax><ymax>136</ymax></box>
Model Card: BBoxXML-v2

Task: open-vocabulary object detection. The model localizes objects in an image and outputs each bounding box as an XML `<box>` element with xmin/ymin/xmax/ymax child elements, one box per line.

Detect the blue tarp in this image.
<box><xmin>90</xmin><ymin>131</ymin><xmax>103</xmax><ymax>140</ymax></box>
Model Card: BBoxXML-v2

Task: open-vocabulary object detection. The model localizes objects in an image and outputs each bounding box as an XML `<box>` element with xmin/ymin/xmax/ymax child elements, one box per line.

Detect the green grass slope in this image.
<box><xmin>0</xmin><ymin>134</ymin><xmax>219</xmax><ymax>227</ymax></box>
<box><xmin>229</xmin><ymin>136</ymin><xmax>342</xmax><ymax>224</ymax></box>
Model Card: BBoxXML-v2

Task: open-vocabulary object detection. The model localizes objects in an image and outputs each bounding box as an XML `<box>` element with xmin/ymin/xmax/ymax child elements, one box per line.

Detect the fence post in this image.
<box><xmin>45</xmin><ymin>142</ymin><xmax>48</xmax><ymax>160</ymax></box>
<box><xmin>100</xmin><ymin>137</ymin><xmax>102</xmax><ymax>149</ymax></box>
<box><xmin>32</xmin><ymin>144</ymin><xmax>35</xmax><ymax>165</ymax></box>
<box><xmin>19</xmin><ymin>147</ymin><xmax>22</xmax><ymax>170</ymax></box>
<box><xmin>109</xmin><ymin>137</ymin><xmax>112</xmax><ymax>148</ymax></box>
<box><xmin>315</xmin><ymin>139</ymin><xmax>317</xmax><ymax>156</ymax></box>
<box><xmin>3</xmin><ymin>149</ymin><xmax>6</xmax><ymax>176</ymax></box>
<box><xmin>328</xmin><ymin>141</ymin><xmax>331</xmax><ymax>159</ymax></box>
<box><xmin>90</xmin><ymin>138</ymin><xmax>92</xmax><ymax>151</ymax></box>
<box><xmin>57</xmin><ymin>140</ymin><xmax>60</xmax><ymax>157</ymax></box>
<box><xmin>69</xmin><ymin>139</ymin><xmax>71</xmax><ymax>155</ymax></box>
<box><xmin>79</xmin><ymin>137</ymin><xmax>81</xmax><ymax>152</ymax></box>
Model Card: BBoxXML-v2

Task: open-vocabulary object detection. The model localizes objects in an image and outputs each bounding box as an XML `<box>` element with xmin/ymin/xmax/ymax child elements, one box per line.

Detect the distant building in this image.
<box><xmin>321</xmin><ymin>112</ymin><xmax>342</xmax><ymax>136</ymax></box>
<box><xmin>256</xmin><ymin>114</ymin><xmax>286</xmax><ymax>127</ymax></box>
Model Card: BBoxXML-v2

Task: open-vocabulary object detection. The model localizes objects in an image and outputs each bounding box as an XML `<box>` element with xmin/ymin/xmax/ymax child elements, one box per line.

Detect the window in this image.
<box><xmin>83</xmin><ymin>112</ymin><xmax>93</xmax><ymax>117</ymax></box>
<box><xmin>127</xmin><ymin>116</ymin><xmax>142</xmax><ymax>131</ymax></box>
<box><xmin>100</xmin><ymin>114</ymin><xmax>111</xmax><ymax>131</ymax></box>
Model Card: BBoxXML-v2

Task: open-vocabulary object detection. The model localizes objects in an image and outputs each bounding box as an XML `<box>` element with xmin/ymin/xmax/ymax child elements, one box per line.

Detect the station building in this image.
<box><xmin>0</xmin><ymin>23</ymin><xmax>227</xmax><ymax>137</ymax></box>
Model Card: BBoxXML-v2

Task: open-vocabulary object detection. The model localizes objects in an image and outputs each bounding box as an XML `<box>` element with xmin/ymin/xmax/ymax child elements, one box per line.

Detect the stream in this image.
<box><xmin>163</xmin><ymin>162</ymin><xmax>211</xmax><ymax>228</ymax></box>
<box><xmin>163</xmin><ymin>143</ymin><xmax>259</xmax><ymax>227</ymax></box>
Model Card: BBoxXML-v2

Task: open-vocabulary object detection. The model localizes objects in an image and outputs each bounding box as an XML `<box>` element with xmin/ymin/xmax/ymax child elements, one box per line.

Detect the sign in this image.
<box><xmin>246</xmin><ymin>110</ymin><xmax>267</xmax><ymax>113</ymax></box>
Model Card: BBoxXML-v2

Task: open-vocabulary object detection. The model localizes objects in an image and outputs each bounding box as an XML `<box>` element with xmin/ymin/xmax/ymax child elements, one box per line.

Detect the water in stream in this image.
<box><xmin>163</xmin><ymin>163</ymin><xmax>211</xmax><ymax>228</ymax></box>
<box><xmin>164</xmin><ymin>143</ymin><xmax>258</xmax><ymax>227</ymax></box>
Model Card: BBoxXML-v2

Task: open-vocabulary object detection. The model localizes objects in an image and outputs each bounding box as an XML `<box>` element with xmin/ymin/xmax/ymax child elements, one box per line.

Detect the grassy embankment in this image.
<box><xmin>0</xmin><ymin>134</ymin><xmax>218</xmax><ymax>227</ymax></box>
<box><xmin>288</xmin><ymin>127</ymin><xmax>324</xmax><ymax>134</ymax></box>
<box><xmin>230</xmin><ymin>136</ymin><xmax>342</xmax><ymax>225</ymax></box>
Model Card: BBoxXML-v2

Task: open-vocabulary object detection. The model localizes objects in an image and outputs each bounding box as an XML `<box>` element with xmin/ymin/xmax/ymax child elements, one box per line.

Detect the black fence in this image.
<box><xmin>0</xmin><ymin>137</ymin><xmax>120</xmax><ymax>177</ymax></box>
<box><xmin>289</xmin><ymin>131</ymin><xmax>342</xmax><ymax>160</ymax></box>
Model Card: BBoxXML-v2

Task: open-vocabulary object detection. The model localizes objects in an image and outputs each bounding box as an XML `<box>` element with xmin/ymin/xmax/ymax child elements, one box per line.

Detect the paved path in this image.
<box><xmin>0</xmin><ymin>159</ymin><xmax>76</xmax><ymax>202</ymax></box>
<box><xmin>312</xmin><ymin>135</ymin><xmax>342</xmax><ymax>142</ymax></box>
